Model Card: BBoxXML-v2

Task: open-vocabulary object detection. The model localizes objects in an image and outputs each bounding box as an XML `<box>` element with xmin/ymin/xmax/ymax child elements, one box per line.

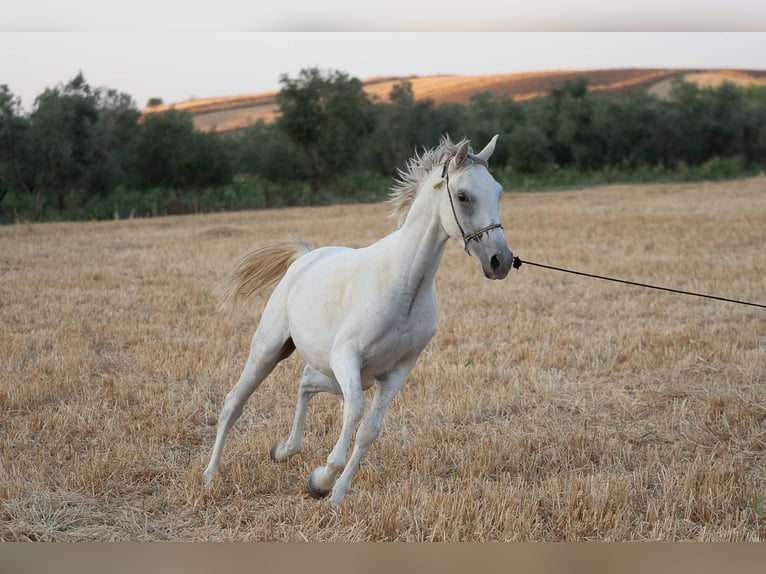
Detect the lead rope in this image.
<box><xmin>512</xmin><ymin>256</ymin><xmax>766</xmax><ymax>309</ymax></box>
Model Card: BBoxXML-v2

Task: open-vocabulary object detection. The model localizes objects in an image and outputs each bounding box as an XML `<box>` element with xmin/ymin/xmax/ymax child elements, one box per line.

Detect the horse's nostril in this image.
<box><xmin>490</xmin><ymin>254</ymin><xmax>501</xmax><ymax>271</ymax></box>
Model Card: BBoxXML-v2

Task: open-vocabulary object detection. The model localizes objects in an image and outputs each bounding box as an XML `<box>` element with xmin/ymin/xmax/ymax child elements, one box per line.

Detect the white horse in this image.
<box><xmin>203</xmin><ymin>135</ymin><xmax>515</xmax><ymax>507</ymax></box>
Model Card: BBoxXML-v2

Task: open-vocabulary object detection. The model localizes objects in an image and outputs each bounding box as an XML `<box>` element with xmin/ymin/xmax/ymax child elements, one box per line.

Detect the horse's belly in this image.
<box><xmin>291</xmin><ymin>317</ymin><xmax>433</xmax><ymax>383</ymax></box>
<box><xmin>288</xmin><ymin>309</ymin><xmax>340</xmax><ymax>378</ymax></box>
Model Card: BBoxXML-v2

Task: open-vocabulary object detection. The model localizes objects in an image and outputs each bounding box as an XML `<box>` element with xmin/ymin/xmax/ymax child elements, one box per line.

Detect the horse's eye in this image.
<box><xmin>456</xmin><ymin>192</ymin><xmax>469</xmax><ymax>203</ymax></box>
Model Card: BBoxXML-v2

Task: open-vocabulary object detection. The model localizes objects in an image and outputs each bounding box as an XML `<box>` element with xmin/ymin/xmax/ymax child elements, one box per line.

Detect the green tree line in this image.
<box><xmin>2</xmin><ymin>68</ymin><xmax>766</xmax><ymax>222</ymax></box>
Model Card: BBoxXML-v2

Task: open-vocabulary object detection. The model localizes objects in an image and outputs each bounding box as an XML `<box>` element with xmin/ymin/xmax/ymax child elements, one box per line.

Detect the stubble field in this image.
<box><xmin>1</xmin><ymin>178</ymin><xmax>765</xmax><ymax>541</ymax></box>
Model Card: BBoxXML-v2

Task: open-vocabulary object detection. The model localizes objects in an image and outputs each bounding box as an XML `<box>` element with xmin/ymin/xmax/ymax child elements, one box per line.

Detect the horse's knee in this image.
<box><xmin>356</xmin><ymin>417</ymin><xmax>382</xmax><ymax>449</ymax></box>
<box><xmin>344</xmin><ymin>392</ymin><xmax>365</xmax><ymax>423</ymax></box>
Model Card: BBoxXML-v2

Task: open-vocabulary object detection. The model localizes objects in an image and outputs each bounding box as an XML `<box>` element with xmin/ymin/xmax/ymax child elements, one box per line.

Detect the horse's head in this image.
<box><xmin>438</xmin><ymin>135</ymin><xmax>514</xmax><ymax>279</ymax></box>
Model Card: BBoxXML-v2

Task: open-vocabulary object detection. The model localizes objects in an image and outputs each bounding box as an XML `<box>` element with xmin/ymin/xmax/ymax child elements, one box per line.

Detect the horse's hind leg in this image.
<box><xmin>270</xmin><ymin>365</ymin><xmax>341</xmax><ymax>462</ymax></box>
<box><xmin>203</xmin><ymin>326</ymin><xmax>294</xmax><ymax>487</ymax></box>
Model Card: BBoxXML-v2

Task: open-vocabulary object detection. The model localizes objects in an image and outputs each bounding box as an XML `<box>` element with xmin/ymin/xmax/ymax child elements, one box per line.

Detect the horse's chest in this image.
<box><xmin>359</xmin><ymin>299</ymin><xmax>437</xmax><ymax>376</ymax></box>
<box><xmin>379</xmin><ymin>315</ymin><xmax>433</xmax><ymax>353</ymax></box>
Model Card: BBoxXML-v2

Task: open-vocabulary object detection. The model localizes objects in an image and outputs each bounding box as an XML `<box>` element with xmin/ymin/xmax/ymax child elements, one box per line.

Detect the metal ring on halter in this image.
<box><xmin>442</xmin><ymin>155</ymin><xmax>503</xmax><ymax>252</ymax></box>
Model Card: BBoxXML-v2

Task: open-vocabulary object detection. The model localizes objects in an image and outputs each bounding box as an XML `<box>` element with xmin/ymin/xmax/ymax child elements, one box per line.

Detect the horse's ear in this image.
<box><xmin>452</xmin><ymin>140</ymin><xmax>471</xmax><ymax>169</ymax></box>
<box><xmin>475</xmin><ymin>134</ymin><xmax>499</xmax><ymax>163</ymax></box>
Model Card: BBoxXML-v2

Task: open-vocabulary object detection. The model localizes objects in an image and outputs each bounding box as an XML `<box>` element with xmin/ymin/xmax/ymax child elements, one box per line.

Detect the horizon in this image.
<box><xmin>143</xmin><ymin>66</ymin><xmax>765</xmax><ymax>109</ymax></box>
<box><xmin>2</xmin><ymin>33</ymin><xmax>766</xmax><ymax>112</ymax></box>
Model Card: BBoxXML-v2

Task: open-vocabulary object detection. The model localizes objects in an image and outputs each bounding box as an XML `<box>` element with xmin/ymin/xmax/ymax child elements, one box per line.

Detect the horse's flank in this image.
<box><xmin>215</xmin><ymin>235</ymin><xmax>313</xmax><ymax>313</ymax></box>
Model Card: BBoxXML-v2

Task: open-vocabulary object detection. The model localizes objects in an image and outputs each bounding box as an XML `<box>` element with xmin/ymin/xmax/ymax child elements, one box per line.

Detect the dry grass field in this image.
<box><xmin>1</xmin><ymin>177</ymin><xmax>765</xmax><ymax>541</ymax></box>
<box><xmin>140</xmin><ymin>68</ymin><xmax>766</xmax><ymax>133</ymax></box>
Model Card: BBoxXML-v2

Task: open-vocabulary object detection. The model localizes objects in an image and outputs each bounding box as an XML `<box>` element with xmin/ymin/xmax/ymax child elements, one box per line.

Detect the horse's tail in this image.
<box><xmin>216</xmin><ymin>236</ymin><xmax>313</xmax><ymax>313</ymax></box>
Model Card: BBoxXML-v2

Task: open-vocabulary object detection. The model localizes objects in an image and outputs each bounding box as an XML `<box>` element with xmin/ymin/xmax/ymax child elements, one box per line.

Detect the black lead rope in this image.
<box><xmin>512</xmin><ymin>256</ymin><xmax>766</xmax><ymax>309</ymax></box>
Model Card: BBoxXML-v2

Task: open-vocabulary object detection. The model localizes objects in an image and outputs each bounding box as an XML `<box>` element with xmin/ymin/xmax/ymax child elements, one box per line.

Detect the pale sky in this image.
<box><xmin>2</xmin><ymin>31</ymin><xmax>766</xmax><ymax>111</ymax></box>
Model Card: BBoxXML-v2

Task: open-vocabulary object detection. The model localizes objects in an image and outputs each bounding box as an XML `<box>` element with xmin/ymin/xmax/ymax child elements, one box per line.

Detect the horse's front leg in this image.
<box><xmin>270</xmin><ymin>365</ymin><xmax>341</xmax><ymax>462</ymax></box>
<box><xmin>328</xmin><ymin>359</ymin><xmax>414</xmax><ymax>508</ymax></box>
<box><xmin>306</xmin><ymin>351</ymin><xmax>365</xmax><ymax>499</ymax></box>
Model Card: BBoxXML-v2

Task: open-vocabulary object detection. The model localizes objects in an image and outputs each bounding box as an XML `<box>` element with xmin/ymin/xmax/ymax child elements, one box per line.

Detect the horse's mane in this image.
<box><xmin>387</xmin><ymin>135</ymin><xmax>469</xmax><ymax>226</ymax></box>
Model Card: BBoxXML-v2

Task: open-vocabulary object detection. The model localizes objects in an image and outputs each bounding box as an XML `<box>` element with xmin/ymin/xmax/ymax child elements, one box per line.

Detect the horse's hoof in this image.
<box><xmin>269</xmin><ymin>443</ymin><xmax>283</xmax><ymax>462</ymax></box>
<box><xmin>306</xmin><ymin>470</ymin><xmax>330</xmax><ymax>499</ymax></box>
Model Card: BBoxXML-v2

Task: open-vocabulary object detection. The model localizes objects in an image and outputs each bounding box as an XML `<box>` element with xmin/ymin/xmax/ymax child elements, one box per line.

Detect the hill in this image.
<box><xmin>141</xmin><ymin>68</ymin><xmax>766</xmax><ymax>133</ymax></box>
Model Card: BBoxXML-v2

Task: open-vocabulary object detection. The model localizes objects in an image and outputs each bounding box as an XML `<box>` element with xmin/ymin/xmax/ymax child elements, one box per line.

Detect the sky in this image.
<box><xmin>2</xmin><ymin>29</ymin><xmax>766</xmax><ymax>111</ymax></box>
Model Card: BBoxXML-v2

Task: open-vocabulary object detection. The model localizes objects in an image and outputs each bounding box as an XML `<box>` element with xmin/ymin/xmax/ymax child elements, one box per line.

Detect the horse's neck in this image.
<box><xmin>389</xmin><ymin>183</ymin><xmax>449</xmax><ymax>297</ymax></box>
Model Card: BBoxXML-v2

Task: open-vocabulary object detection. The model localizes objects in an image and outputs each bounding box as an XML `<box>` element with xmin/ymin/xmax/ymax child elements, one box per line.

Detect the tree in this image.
<box><xmin>228</xmin><ymin>119</ymin><xmax>307</xmax><ymax>181</ymax></box>
<box><xmin>0</xmin><ymin>85</ymin><xmax>29</xmax><ymax>207</ymax></box>
<box><xmin>373</xmin><ymin>80</ymin><xmax>419</xmax><ymax>173</ymax></box>
<box><xmin>666</xmin><ymin>79</ymin><xmax>712</xmax><ymax>165</ymax></box>
<box><xmin>132</xmin><ymin>110</ymin><xmax>231</xmax><ymax>191</ymax></box>
<box><xmin>87</xmin><ymin>88</ymin><xmax>141</xmax><ymax>195</ymax></box>
<box><xmin>589</xmin><ymin>92</ymin><xmax>666</xmax><ymax>168</ymax></box>
<box><xmin>24</xmin><ymin>72</ymin><xmax>100</xmax><ymax>214</ymax></box>
<box><xmin>740</xmin><ymin>85</ymin><xmax>766</xmax><ymax>164</ymax></box>
<box><xmin>506</xmin><ymin>124</ymin><xmax>552</xmax><ymax>173</ymax></box>
<box><xmin>361</xmin><ymin>80</ymin><xmax>435</xmax><ymax>176</ymax></box>
<box><xmin>277</xmin><ymin>68</ymin><xmax>375</xmax><ymax>202</ymax></box>
<box><xmin>537</xmin><ymin>78</ymin><xmax>597</xmax><ymax>169</ymax></box>
<box><xmin>705</xmin><ymin>81</ymin><xmax>747</xmax><ymax>159</ymax></box>
<box><xmin>463</xmin><ymin>91</ymin><xmax>522</xmax><ymax>167</ymax></box>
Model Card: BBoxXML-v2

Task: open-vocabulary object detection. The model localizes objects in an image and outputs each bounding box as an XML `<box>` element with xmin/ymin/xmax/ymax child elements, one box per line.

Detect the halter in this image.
<box><xmin>440</xmin><ymin>155</ymin><xmax>503</xmax><ymax>253</ymax></box>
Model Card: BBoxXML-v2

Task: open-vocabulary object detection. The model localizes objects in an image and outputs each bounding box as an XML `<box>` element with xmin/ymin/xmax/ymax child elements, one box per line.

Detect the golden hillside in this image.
<box><xmin>141</xmin><ymin>68</ymin><xmax>766</xmax><ymax>133</ymax></box>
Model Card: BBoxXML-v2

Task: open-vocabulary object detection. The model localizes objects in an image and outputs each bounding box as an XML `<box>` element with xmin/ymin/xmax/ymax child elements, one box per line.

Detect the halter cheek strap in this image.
<box><xmin>441</xmin><ymin>156</ymin><xmax>503</xmax><ymax>253</ymax></box>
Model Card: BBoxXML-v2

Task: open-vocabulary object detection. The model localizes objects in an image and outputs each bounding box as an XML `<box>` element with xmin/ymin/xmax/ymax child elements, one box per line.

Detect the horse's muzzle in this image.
<box><xmin>482</xmin><ymin>248</ymin><xmax>514</xmax><ymax>280</ymax></box>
